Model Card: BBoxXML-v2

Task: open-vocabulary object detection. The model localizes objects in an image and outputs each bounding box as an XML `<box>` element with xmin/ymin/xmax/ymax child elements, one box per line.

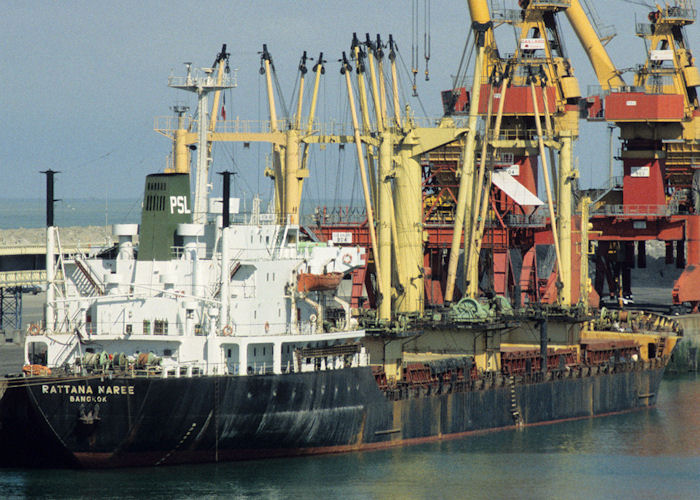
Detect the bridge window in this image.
<box><xmin>28</xmin><ymin>341</ymin><xmax>48</xmax><ymax>365</ymax></box>
<box><xmin>154</xmin><ymin>320</ymin><xmax>168</xmax><ymax>335</ymax></box>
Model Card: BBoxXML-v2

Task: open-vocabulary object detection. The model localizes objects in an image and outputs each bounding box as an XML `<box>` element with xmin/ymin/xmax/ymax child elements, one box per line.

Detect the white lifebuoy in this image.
<box><xmin>264</xmin><ymin>321</ymin><xmax>270</xmax><ymax>333</ymax></box>
<box><xmin>342</xmin><ymin>253</ymin><xmax>352</xmax><ymax>265</ymax></box>
<box><xmin>222</xmin><ymin>325</ymin><xmax>233</xmax><ymax>336</ymax></box>
<box><xmin>309</xmin><ymin>313</ymin><xmax>317</xmax><ymax>323</ymax></box>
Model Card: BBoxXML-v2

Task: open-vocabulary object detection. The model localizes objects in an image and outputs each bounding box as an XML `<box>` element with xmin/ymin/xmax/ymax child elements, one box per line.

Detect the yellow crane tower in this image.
<box><xmin>344</xmin><ymin>35</ymin><xmax>470</xmax><ymax>321</ymax></box>
<box><xmin>447</xmin><ymin>0</ymin><xmax>584</xmax><ymax>306</ymax></box>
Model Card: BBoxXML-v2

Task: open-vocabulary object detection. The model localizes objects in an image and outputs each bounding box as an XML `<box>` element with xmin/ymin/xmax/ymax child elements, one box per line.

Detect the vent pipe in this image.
<box><xmin>41</xmin><ymin>169</ymin><xmax>59</xmax><ymax>227</ymax></box>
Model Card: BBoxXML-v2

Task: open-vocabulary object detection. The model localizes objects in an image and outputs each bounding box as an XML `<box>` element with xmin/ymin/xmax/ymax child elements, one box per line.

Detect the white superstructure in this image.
<box><xmin>28</xmin><ymin>204</ymin><xmax>368</xmax><ymax>377</ymax></box>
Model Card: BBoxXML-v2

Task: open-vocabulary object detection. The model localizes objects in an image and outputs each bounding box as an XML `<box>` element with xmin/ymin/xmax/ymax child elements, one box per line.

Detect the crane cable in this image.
<box><xmin>411</xmin><ymin>0</ymin><xmax>419</xmax><ymax>96</ymax></box>
<box><xmin>619</xmin><ymin>0</ymin><xmax>654</xmax><ymax>8</ymax></box>
<box><xmin>410</xmin><ymin>1</ymin><xmax>431</xmax><ymax>93</ymax></box>
<box><xmin>272</xmin><ymin>70</ymin><xmax>289</xmax><ymax>125</ymax></box>
<box><xmin>390</xmin><ymin>40</ymin><xmax>423</xmax><ymax>118</ymax></box>
<box><xmin>397</xmin><ymin>46</ymin><xmax>429</xmax><ymax>116</ymax></box>
<box><xmin>424</xmin><ymin>0</ymin><xmax>431</xmax><ymax>81</ymax></box>
<box><xmin>452</xmin><ymin>29</ymin><xmax>475</xmax><ymax>94</ymax></box>
<box><xmin>288</xmin><ymin>52</ymin><xmax>306</xmax><ymax>126</ymax></box>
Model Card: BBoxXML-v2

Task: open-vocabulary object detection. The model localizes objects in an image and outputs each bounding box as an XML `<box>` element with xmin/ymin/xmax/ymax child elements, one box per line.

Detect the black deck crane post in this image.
<box><xmin>40</xmin><ymin>169</ymin><xmax>59</xmax><ymax>228</ymax></box>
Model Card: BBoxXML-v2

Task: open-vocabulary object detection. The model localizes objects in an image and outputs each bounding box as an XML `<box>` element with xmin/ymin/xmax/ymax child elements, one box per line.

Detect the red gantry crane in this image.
<box><xmin>578</xmin><ymin>0</ymin><xmax>700</xmax><ymax>309</ymax></box>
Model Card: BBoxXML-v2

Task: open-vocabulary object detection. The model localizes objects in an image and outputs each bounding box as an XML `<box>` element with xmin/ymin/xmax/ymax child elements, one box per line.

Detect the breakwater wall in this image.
<box><xmin>670</xmin><ymin>314</ymin><xmax>700</xmax><ymax>372</ymax></box>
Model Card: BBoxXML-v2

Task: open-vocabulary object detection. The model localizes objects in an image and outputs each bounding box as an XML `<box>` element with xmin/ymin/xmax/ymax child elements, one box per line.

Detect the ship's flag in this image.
<box><xmin>221</xmin><ymin>94</ymin><xmax>227</xmax><ymax>120</ymax></box>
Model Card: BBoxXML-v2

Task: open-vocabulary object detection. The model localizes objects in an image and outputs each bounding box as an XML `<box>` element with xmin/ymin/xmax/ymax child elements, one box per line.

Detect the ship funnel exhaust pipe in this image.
<box><xmin>41</xmin><ymin>168</ymin><xmax>59</xmax><ymax>332</ymax></box>
<box><xmin>218</xmin><ymin>171</ymin><xmax>233</xmax><ymax>228</ymax></box>
<box><xmin>41</xmin><ymin>169</ymin><xmax>59</xmax><ymax>227</ymax></box>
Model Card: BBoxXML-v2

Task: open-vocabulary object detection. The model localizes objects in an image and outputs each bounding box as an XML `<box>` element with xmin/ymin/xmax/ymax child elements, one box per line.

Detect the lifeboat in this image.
<box><xmin>22</xmin><ymin>364</ymin><xmax>52</xmax><ymax>376</ymax></box>
<box><xmin>297</xmin><ymin>272</ymin><xmax>343</xmax><ymax>292</ymax></box>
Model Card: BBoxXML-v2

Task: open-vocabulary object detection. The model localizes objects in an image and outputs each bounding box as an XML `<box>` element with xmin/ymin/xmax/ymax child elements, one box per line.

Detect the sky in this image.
<box><xmin>2</xmin><ymin>1</ymin><xmax>699</xmax><ymax>206</ymax></box>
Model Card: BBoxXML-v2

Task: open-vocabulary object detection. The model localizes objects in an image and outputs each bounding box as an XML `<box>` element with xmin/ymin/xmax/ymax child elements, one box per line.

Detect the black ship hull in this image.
<box><xmin>0</xmin><ymin>362</ymin><xmax>666</xmax><ymax>468</ymax></box>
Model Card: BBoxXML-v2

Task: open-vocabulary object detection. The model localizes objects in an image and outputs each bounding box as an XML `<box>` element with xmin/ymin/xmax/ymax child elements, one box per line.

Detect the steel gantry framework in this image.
<box><xmin>579</xmin><ymin>1</ymin><xmax>700</xmax><ymax>308</ymax></box>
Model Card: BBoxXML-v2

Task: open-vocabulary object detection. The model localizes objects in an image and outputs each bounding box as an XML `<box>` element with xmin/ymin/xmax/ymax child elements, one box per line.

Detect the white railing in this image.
<box><xmin>167</xmin><ymin>70</ymin><xmax>237</xmax><ymax>89</ymax></box>
<box><xmin>155</xmin><ymin>115</ymin><xmax>466</xmax><ymax>138</ymax></box>
<box><xmin>530</xmin><ymin>0</ymin><xmax>570</xmax><ymax>7</ymax></box>
<box><xmin>491</xmin><ymin>8</ymin><xmax>523</xmax><ymax>23</ymax></box>
<box><xmin>661</xmin><ymin>5</ymin><xmax>697</xmax><ymax>21</ymax></box>
<box><xmin>590</xmin><ymin>203</ymin><xmax>676</xmax><ymax>217</ymax></box>
<box><xmin>588</xmin><ymin>83</ymin><xmax>678</xmax><ymax>98</ymax></box>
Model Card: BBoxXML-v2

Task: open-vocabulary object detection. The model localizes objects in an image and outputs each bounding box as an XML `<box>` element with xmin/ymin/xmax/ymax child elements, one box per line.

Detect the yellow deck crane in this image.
<box><xmin>444</xmin><ymin>1</ymin><xmax>495</xmax><ymax>304</ymax></box>
<box><xmin>258</xmin><ymin>45</ymin><xmax>326</xmax><ymax>225</ymax></box>
<box><xmin>446</xmin><ymin>0</ymin><xmax>585</xmax><ymax>306</ymax></box>
<box><xmin>158</xmin><ymin>40</ymin><xmax>469</xmax><ymax>323</ymax></box>
<box><xmin>344</xmin><ymin>35</ymin><xmax>470</xmax><ymax>321</ymax></box>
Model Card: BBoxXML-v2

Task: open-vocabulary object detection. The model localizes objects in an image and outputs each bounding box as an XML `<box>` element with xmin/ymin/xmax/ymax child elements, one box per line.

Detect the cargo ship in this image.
<box><xmin>0</xmin><ymin>162</ymin><xmax>680</xmax><ymax>466</ymax></box>
<box><xmin>0</xmin><ymin>6</ymin><xmax>686</xmax><ymax>467</ymax></box>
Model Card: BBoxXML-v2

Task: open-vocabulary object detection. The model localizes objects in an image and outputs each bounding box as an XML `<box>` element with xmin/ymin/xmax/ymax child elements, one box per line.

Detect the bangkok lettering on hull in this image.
<box><xmin>41</xmin><ymin>384</ymin><xmax>135</xmax><ymax>403</ymax></box>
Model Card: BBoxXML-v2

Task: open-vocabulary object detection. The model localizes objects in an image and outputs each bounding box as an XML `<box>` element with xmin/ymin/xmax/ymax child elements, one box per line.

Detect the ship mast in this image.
<box><xmin>168</xmin><ymin>63</ymin><xmax>235</xmax><ymax>224</ymax></box>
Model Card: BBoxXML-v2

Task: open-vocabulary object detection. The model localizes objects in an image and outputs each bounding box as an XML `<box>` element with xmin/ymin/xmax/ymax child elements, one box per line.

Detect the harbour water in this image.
<box><xmin>0</xmin><ymin>375</ymin><xmax>698</xmax><ymax>499</ymax></box>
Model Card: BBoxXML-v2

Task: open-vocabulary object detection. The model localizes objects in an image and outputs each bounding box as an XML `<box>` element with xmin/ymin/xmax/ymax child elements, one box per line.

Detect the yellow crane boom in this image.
<box><xmin>565</xmin><ymin>0</ymin><xmax>625</xmax><ymax>90</ymax></box>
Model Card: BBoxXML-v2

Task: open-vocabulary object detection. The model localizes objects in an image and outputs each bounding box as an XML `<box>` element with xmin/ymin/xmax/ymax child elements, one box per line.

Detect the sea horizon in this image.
<box><xmin>0</xmin><ymin>197</ymin><xmax>366</xmax><ymax>230</ymax></box>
